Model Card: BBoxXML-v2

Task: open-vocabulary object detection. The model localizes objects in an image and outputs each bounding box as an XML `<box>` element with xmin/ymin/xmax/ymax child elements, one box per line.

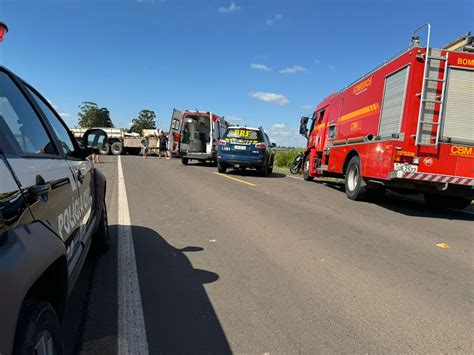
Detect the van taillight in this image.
<box><xmin>219</xmin><ymin>139</ymin><xmax>226</xmax><ymax>146</ymax></box>
<box><xmin>255</xmin><ymin>143</ymin><xmax>266</xmax><ymax>149</ymax></box>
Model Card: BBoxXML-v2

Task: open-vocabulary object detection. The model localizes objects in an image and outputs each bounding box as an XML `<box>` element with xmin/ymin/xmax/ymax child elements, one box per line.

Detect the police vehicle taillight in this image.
<box><xmin>0</xmin><ymin>22</ymin><xmax>8</xmax><ymax>43</ymax></box>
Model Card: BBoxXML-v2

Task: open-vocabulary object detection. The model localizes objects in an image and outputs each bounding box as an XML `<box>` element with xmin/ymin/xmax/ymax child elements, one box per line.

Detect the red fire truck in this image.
<box><xmin>299</xmin><ymin>24</ymin><xmax>473</xmax><ymax>209</ymax></box>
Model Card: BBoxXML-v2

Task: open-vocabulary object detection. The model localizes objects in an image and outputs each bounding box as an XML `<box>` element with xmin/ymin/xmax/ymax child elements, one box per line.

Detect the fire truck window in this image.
<box><xmin>318</xmin><ymin>110</ymin><xmax>325</xmax><ymax>124</ymax></box>
<box><xmin>328</xmin><ymin>125</ymin><xmax>336</xmax><ymax>140</ymax></box>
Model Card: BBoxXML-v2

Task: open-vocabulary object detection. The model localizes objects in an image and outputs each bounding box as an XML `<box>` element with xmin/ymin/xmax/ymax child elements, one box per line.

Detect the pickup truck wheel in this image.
<box><xmin>181</xmin><ymin>157</ymin><xmax>189</xmax><ymax>165</ymax></box>
<box><xmin>99</xmin><ymin>143</ymin><xmax>110</xmax><ymax>155</ymax></box>
<box><xmin>303</xmin><ymin>158</ymin><xmax>314</xmax><ymax>181</ymax></box>
<box><xmin>345</xmin><ymin>156</ymin><xmax>367</xmax><ymax>200</ymax></box>
<box><xmin>111</xmin><ymin>142</ymin><xmax>123</xmax><ymax>155</ymax></box>
<box><xmin>92</xmin><ymin>201</ymin><xmax>110</xmax><ymax>254</ymax></box>
<box><xmin>424</xmin><ymin>194</ymin><xmax>472</xmax><ymax>210</ymax></box>
<box><xmin>217</xmin><ymin>162</ymin><xmax>227</xmax><ymax>173</ymax></box>
<box><xmin>13</xmin><ymin>300</ymin><xmax>63</xmax><ymax>355</ymax></box>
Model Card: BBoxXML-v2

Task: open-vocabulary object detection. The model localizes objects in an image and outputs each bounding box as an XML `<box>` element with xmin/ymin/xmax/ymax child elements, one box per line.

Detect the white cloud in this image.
<box><xmin>314</xmin><ymin>59</ymin><xmax>321</xmax><ymax>64</ymax></box>
<box><xmin>269</xmin><ymin>123</ymin><xmax>306</xmax><ymax>147</ymax></box>
<box><xmin>219</xmin><ymin>2</ymin><xmax>240</xmax><ymax>14</ymax></box>
<box><xmin>227</xmin><ymin>115</ymin><xmax>243</xmax><ymax>123</ymax></box>
<box><xmin>265</xmin><ymin>14</ymin><xmax>283</xmax><ymax>26</ymax></box>
<box><xmin>48</xmin><ymin>99</ymin><xmax>71</xmax><ymax>120</ymax></box>
<box><xmin>301</xmin><ymin>105</ymin><xmax>313</xmax><ymax>110</ymax></box>
<box><xmin>279</xmin><ymin>65</ymin><xmax>307</xmax><ymax>74</ymax></box>
<box><xmin>59</xmin><ymin>112</ymin><xmax>71</xmax><ymax>118</ymax></box>
<box><xmin>249</xmin><ymin>91</ymin><xmax>289</xmax><ymax>106</ymax></box>
<box><xmin>251</xmin><ymin>63</ymin><xmax>271</xmax><ymax>71</ymax></box>
<box><xmin>328</xmin><ymin>64</ymin><xmax>336</xmax><ymax>70</ymax></box>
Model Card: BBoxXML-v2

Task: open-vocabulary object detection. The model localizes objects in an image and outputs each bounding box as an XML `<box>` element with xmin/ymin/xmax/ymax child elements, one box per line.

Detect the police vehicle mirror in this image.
<box><xmin>82</xmin><ymin>129</ymin><xmax>108</xmax><ymax>154</ymax></box>
<box><xmin>271</xmin><ymin>143</ymin><xmax>276</xmax><ymax>148</ymax></box>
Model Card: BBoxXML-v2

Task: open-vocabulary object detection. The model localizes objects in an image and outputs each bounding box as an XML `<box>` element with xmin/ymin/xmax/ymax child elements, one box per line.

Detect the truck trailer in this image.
<box><xmin>70</xmin><ymin>127</ymin><xmax>162</xmax><ymax>155</ymax></box>
<box><xmin>299</xmin><ymin>25</ymin><xmax>473</xmax><ymax>209</ymax></box>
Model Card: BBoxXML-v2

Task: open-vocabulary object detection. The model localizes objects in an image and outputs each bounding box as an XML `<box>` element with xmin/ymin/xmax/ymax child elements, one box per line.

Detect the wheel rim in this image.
<box><xmin>304</xmin><ymin>159</ymin><xmax>310</xmax><ymax>174</ymax></box>
<box><xmin>347</xmin><ymin>165</ymin><xmax>359</xmax><ymax>192</ymax></box>
<box><xmin>34</xmin><ymin>330</ymin><xmax>55</xmax><ymax>355</ymax></box>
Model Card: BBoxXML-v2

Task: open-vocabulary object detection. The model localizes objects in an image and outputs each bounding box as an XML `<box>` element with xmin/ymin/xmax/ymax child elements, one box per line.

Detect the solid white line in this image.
<box><xmin>286</xmin><ymin>175</ymin><xmax>304</xmax><ymax>180</ymax></box>
<box><xmin>117</xmin><ymin>156</ymin><xmax>149</xmax><ymax>354</ymax></box>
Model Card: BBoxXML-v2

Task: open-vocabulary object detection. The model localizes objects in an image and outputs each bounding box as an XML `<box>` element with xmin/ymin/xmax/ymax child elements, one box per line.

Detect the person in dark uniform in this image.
<box><xmin>159</xmin><ymin>131</ymin><xmax>170</xmax><ymax>159</ymax></box>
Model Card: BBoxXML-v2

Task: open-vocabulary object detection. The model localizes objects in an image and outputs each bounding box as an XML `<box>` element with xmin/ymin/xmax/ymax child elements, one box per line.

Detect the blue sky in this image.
<box><xmin>1</xmin><ymin>0</ymin><xmax>472</xmax><ymax>146</ymax></box>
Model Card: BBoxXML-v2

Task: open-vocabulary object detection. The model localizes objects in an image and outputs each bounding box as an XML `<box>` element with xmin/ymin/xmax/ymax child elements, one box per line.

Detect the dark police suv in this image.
<box><xmin>0</xmin><ymin>64</ymin><xmax>109</xmax><ymax>353</ymax></box>
<box><xmin>217</xmin><ymin>126</ymin><xmax>276</xmax><ymax>176</ymax></box>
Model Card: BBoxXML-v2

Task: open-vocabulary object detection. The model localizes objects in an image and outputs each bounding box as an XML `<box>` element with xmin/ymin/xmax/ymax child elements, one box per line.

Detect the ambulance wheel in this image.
<box><xmin>345</xmin><ymin>156</ymin><xmax>367</xmax><ymax>200</ymax></box>
<box><xmin>181</xmin><ymin>158</ymin><xmax>189</xmax><ymax>165</ymax></box>
<box><xmin>303</xmin><ymin>158</ymin><xmax>314</xmax><ymax>181</ymax></box>
<box><xmin>424</xmin><ymin>194</ymin><xmax>472</xmax><ymax>210</ymax></box>
<box><xmin>217</xmin><ymin>162</ymin><xmax>227</xmax><ymax>173</ymax></box>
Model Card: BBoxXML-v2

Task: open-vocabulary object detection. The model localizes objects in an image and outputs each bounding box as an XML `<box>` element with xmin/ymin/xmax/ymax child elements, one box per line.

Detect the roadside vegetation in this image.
<box><xmin>274</xmin><ymin>148</ymin><xmax>303</xmax><ymax>169</ymax></box>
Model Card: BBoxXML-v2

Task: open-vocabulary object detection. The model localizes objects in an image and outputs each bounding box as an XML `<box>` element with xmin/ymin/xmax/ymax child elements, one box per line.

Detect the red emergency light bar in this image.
<box><xmin>0</xmin><ymin>22</ymin><xmax>8</xmax><ymax>42</ymax></box>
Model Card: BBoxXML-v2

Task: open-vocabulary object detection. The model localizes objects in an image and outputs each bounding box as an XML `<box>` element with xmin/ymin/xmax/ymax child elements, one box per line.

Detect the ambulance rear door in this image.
<box><xmin>168</xmin><ymin>108</ymin><xmax>183</xmax><ymax>156</ymax></box>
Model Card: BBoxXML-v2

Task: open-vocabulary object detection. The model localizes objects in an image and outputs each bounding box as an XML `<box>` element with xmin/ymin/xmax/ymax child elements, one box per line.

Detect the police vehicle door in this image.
<box><xmin>0</xmin><ymin>70</ymin><xmax>82</xmax><ymax>269</ymax></box>
<box><xmin>24</xmin><ymin>85</ymin><xmax>95</xmax><ymax>270</ymax></box>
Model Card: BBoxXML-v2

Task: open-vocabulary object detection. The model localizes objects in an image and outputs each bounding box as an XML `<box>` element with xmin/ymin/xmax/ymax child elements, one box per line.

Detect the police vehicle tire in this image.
<box><xmin>92</xmin><ymin>201</ymin><xmax>110</xmax><ymax>254</ymax></box>
<box><xmin>181</xmin><ymin>158</ymin><xmax>189</xmax><ymax>165</ymax></box>
<box><xmin>111</xmin><ymin>142</ymin><xmax>123</xmax><ymax>155</ymax></box>
<box><xmin>424</xmin><ymin>193</ymin><xmax>472</xmax><ymax>210</ymax></box>
<box><xmin>260</xmin><ymin>165</ymin><xmax>269</xmax><ymax>177</ymax></box>
<box><xmin>268</xmin><ymin>166</ymin><xmax>273</xmax><ymax>174</ymax></box>
<box><xmin>13</xmin><ymin>300</ymin><xmax>64</xmax><ymax>355</ymax></box>
<box><xmin>99</xmin><ymin>143</ymin><xmax>110</xmax><ymax>155</ymax></box>
<box><xmin>217</xmin><ymin>162</ymin><xmax>227</xmax><ymax>173</ymax></box>
<box><xmin>345</xmin><ymin>156</ymin><xmax>367</xmax><ymax>200</ymax></box>
<box><xmin>303</xmin><ymin>158</ymin><xmax>314</xmax><ymax>181</ymax></box>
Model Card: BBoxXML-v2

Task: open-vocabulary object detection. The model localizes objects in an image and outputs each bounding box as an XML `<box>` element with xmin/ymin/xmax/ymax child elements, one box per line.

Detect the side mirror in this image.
<box><xmin>299</xmin><ymin>123</ymin><xmax>308</xmax><ymax>136</ymax></box>
<box><xmin>82</xmin><ymin>128</ymin><xmax>108</xmax><ymax>152</ymax></box>
<box><xmin>271</xmin><ymin>143</ymin><xmax>276</xmax><ymax>148</ymax></box>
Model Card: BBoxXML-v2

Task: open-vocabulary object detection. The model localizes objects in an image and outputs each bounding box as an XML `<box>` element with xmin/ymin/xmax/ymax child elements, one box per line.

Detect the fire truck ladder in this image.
<box><xmin>414</xmin><ymin>24</ymin><xmax>449</xmax><ymax>146</ymax></box>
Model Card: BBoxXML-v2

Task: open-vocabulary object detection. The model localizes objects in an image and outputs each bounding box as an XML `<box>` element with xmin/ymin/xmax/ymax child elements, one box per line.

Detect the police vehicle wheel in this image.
<box><xmin>13</xmin><ymin>300</ymin><xmax>64</xmax><ymax>355</ymax></box>
<box><xmin>111</xmin><ymin>142</ymin><xmax>123</xmax><ymax>155</ymax></box>
<box><xmin>181</xmin><ymin>158</ymin><xmax>189</xmax><ymax>165</ymax></box>
<box><xmin>99</xmin><ymin>143</ymin><xmax>110</xmax><ymax>155</ymax></box>
<box><xmin>345</xmin><ymin>156</ymin><xmax>367</xmax><ymax>200</ymax></box>
<box><xmin>92</xmin><ymin>201</ymin><xmax>110</xmax><ymax>254</ymax></box>
<box><xmin>303</xmin><ymin>158</ymin><xmax>314</xmax><ymax>181</ymax></box>
<box><xmin>260</xmin><ymin>165</ymin><xmax>269</xmax><ymax>177</ymax></box>
<box><xmin>268</xmin><ymin>166</ymin><xmax>273</xmax><ymax>174</ymax></box>
<box><xmin>217</xmin><ymin>162</ymin><xmax>227</xmax><ymax>173</ymax></box>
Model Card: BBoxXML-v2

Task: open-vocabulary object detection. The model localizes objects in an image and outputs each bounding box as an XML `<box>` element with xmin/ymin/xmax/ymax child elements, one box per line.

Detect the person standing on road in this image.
<box><xmin>159</xmin><ymin>131</ymin><xmax>170</xmax><ymax>159</ymax></box>
<box><xmin>141</xmin><ymin>136</ymin><xmax>149</xmax><ymax>159</ymax></box>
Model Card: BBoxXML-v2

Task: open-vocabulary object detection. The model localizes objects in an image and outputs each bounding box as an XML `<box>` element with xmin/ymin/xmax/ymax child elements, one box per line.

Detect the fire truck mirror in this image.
<box><xmin>300</xmin><ymin>116</ymin><xmax>309</xmax><ymax>125</ymax></box>
<box><xmin>299</xmin><ymin>122</ymin><xmax>308</xmax><ymax>137</ymax></box>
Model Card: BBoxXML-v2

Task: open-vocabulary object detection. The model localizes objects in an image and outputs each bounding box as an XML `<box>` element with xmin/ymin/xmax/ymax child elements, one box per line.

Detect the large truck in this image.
<box><xmin>299</xmin><ymin>24</ymin><xmax>474</xmax><ymax>209</ymax></box>
<box><xmin>70</xmin><ymin>127</ymin><xmax>162</xmax><ymax>155</ymax></box>
<box><xmin>168</xmin><ymin>109</ymin><xmax>229</xmax><ymax>164</ymax></box>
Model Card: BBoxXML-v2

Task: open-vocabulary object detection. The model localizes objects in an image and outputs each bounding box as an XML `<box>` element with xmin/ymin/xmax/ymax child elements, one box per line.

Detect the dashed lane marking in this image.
<box><xmin>117</xmin><ymin>155</ymin><xmax>149</xmax><ymax>354</ymax></box>
<box><xmin>436</xmin><ymin>243</ymin><xmax>450</xmax><ymax>249</ymax></box>
<box><xmin>213</xmin><ymin>172</ymin><xmax>256</xmax><ymax>187</ymax></box>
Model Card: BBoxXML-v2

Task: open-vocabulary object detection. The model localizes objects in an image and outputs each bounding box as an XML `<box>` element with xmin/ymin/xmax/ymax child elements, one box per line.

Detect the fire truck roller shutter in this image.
<box><xmin>378</xmin><ymin>66</ymin><xmax>409</xmax><ymax>139</ymax></box>
<box><xmin>441</xmin><ymin>68</ymin><xmax>474</xmax><ymax>144</ymax></box>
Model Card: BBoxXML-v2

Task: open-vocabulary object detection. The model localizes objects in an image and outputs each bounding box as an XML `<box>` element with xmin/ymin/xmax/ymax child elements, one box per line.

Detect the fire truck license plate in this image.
<box><xmin>394</xmin><ymin>163</ymin><xmax>418</xmax><ymax>173</ymax></box>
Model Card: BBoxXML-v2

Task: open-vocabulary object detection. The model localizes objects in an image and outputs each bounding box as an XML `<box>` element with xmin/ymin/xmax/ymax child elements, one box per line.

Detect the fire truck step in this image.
<box><xmin>427</xmin><ymin>55</ymin><xmax>447</xmax><ymax>61</ymax></box>
<box><xmin>422</xmin><ymin>99</ymin><xmax>443</xmax><ymax>103</ymax></box>
<box><xmin>424</xmin><ymin>77</ymin><xmax>445</xmax><ymax>82</ymax></box>
<box><xmin>419</xmin><ymin>120</ymin><xmax>440</xmax><ymax>125</ymax></box>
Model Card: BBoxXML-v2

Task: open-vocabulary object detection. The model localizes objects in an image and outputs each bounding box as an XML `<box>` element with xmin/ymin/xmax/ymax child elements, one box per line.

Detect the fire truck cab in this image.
<box><xmin>300</xmin><ymin>25</ymin><xmax>473</xmax><ymax>209</ymax></box>
<box><xmin>168</xmin><ymin>109</ymin><xmax>229</xmax><ymax>164</ymax></box>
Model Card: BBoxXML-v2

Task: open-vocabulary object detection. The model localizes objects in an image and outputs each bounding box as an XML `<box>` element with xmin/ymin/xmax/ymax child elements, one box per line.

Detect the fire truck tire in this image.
<box><xmin>181</xmin><ymin>157</ymin><xmax>189</xmax><ymax>165</ymax></box>
<box><xmin>423</xmin><ymin>193</ymin><xmax>472</xmax><ymax>210</ymax></box>
<box><xmin>99</xmin><ymin>143</ymin><xmax>110</xmax><ymax>155</ymax></box>
<box><xmin>303</xmin><ymin>158</ymin><xmax>314</xmax><ymax>181</ymax></box>
<box><xmin>217</xmin><ymin>162</ymin><xmax>227</xmax><ymax>173</ymax></box>
<box><xmin>110</xmin><ymin>142</ymin><xmax>123</xmax><ymax>155</ymax></box>
<box><xmin>345</xmin><ymin>156</ymin><xmax>367</xmax><ymax>200</ymax></box>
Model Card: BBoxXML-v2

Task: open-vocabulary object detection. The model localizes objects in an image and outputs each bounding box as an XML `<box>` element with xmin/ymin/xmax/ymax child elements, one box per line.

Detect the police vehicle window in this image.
<box><xmin>25</xmin><ymin>87</ymin><xmax>75</xmax><ymax>156</ymax></box>
<box><xmin>0</xmin><ymin>72</ymin><xmax>56</xmax><ymax>156</ymax></box>
<box><xmin>225</xmin><ymin>128</ymin><xmax>260</xmax><ymax>140</ymax></box>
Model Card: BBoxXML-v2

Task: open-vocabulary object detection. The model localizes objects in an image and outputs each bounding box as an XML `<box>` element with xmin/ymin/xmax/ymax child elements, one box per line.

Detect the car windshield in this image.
<box><xmin>225</xmin><ymin>128</ymin><xmax>260</xmax><ymax>141</ymax></box>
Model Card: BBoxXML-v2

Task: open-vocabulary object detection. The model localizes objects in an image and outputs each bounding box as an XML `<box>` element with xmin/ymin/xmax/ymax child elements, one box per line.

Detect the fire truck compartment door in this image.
<box><xmin>442</xmin><ymin>67</ymin><xmax>474</xmax><ymax>144</ymax></box>
<box><xmin>378</xmin><ymin>66</ymin><xmax>409</xmax><ymax>139</ymax></box>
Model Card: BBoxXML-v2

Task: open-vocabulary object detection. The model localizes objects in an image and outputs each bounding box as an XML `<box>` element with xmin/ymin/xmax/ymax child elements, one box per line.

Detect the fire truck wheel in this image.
<box><xmin>424</xmin><ymin>193</ymin><xmax>472</xmax><ymax>210</ymax></box>
<box><xmin>303</xmin><ymin>158</ymin><xmax>314</xmax><ymax>181</ymax></box>
<box><xmin>345</xmin><ymin>156</ymin><xmax>367</xmax><ymax>200</ymax></box>
<box><xmin>217</xmin><ymin>162</ymin><xmax>227</xmax><ymax>173</ymax></box>
<box><xmin>181</xmin><ymin>158</ymin><xmax>189</xmax><ymax>165</ymax></box>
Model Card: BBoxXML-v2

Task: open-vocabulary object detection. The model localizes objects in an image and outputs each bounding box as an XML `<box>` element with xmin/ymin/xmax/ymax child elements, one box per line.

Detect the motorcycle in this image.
<box><xmin>290</xmin><ymin>152</ymin><xmax>305</xmax><ymax>174</ymax></box>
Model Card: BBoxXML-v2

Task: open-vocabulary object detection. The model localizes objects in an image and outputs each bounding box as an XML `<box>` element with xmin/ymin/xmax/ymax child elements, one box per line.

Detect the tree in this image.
<box><xmin>78</xmin><ymin>102</ymin><xmax>114</xmax><ymax>128</ymax></box>
<box><xmin>130</xmin><ymin>109</ymin><xmax>157</xmax><ymax>134</ymax></box>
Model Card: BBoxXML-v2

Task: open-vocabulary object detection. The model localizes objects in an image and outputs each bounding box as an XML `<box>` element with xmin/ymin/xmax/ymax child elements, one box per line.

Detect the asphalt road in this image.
<box><xmin>63</xmin><ymin>155</ymin><xmax>473</xmax><ymax>354</ymax></box>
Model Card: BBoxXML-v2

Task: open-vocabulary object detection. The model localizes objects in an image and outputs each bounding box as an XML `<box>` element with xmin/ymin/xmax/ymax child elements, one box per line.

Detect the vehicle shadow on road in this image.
<box><xmin>320</xmin><ymin>182</ymin><xmax>474</xmax><ymax>221</ymax></box>
<box><xmin>226</xmin><ymin>169</ymin><xmax>286</xmax><ymax>178</ymax></box>
<box><xmin>131</xmin><ymin>226</ymin><xmax>232</xmax><ymax>354</ymax></box>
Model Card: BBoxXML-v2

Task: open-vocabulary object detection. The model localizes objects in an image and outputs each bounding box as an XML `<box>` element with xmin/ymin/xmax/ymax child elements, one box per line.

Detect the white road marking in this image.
<box><xmin>117</xmin><ymin>156</ymin><xmax>149</xmax><ymax>354</ymax></box>
<box><xmin>286</xmin><ymin>175</ymin><xmax>304</xmax><ymax>180</ymax></box>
